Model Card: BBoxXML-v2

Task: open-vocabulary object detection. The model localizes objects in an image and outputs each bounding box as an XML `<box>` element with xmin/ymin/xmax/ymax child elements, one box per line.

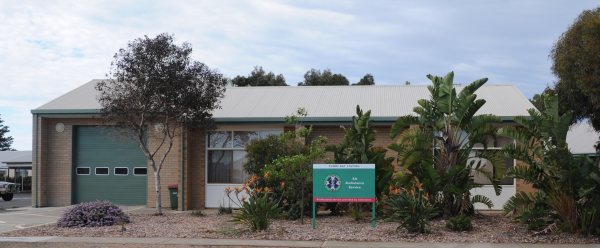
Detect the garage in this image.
<box><xmin>72</xmin><ymin>126</ymin><xmax>147</xmax><ymax>205</ymax></box>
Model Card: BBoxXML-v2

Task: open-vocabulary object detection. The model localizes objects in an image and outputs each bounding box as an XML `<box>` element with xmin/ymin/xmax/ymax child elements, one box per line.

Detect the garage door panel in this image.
<box><xmin>73</xmin><ymin>126</ymin><xmax>147</xmax><ymax>205</ymax></box>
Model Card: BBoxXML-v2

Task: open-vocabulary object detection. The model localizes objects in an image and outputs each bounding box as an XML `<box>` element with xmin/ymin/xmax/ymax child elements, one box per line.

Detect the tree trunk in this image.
<box><xmin>154</xmin><ymin>171</ymin><xmax>162</xmax><ymax>215</ymax></box>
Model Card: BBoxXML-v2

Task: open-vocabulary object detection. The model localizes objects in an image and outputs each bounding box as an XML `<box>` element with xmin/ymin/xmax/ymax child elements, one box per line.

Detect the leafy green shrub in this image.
<box><xmin>384</xmin><ymin>185</ymin><xmax>437</xmax><ymax>233</ymax></box>
<box><xmin>232</xmin><ymin>193</ymin><xmax>281</xmax><ymax>231</ymax></box>
<box><xmin>191</xmin><ymin>210</ymin><xmax>205</xmax><ymax>217</ymax></box>
<box><xmin>243</xmin><ymin>108</ymin><xmax>327</xmax><ymax>223</ymax></box>
<box><xmin>57</xmin><ymin>201</ymin><xmax>129</xmax><ymax>227</ymax></box>
<box><xmin>446</xmin><ymin>215</ymin><xmax>473</xmax><ymax>231</ymax></box>
<box><xmin>263</xmin><ymin>152</ymin><xmax>320</xmax><ymax>220</ymax></box>
<box><xmin>219</xmin><ymin>206</ymin><xmax>232</xmax><ymax>215</ymax></box>
<box><xmin>519</xmin><ymin>206</ymin><xmax>550</xmax><ymax>231</ymax></box>
<box><xmin>244</xmin><ymin>135</ymin><xmax>304</xmax><ymax>177</ymax></box>
<box><xmin>349</xmin><ymin>203</ymin><xmax>363</xmax><ymax>221</ymax></box>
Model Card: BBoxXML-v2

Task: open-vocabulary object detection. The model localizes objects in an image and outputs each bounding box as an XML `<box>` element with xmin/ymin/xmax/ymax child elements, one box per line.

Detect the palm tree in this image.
<box><xmin>389</xmin><ymin>72</ymin><xmax>503</xmax><ymax>217</ymax></box>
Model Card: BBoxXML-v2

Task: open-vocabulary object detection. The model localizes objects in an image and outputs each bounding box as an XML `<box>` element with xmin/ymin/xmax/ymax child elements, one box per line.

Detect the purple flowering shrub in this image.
<box><xmin>57</xmin><ymin>200</ymin><xmax>130</xmax><ymax>227</ymax></box>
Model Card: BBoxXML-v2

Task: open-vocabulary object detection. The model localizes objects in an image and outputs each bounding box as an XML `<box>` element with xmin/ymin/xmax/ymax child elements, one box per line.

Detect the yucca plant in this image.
<box><xmin>389</xmin><ymin>72</ymin><xmax>503</xmax><ymax>217</ymax></box>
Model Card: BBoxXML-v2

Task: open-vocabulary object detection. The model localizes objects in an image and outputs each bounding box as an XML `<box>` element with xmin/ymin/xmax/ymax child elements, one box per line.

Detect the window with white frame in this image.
<box><xmin>95</xmin><ymin>167</ymin><xmax>109</xmax><ymax>175</ymax></box>
<box><xmin>207</xmin><ymin>130</ymin><xmax>281</xmax><ymax>184</ymax></box>
<box><xmin>76</xmin><ymin>167</ymin><xmax>91</xmax><ymax>175</ymax></box>
<box><xmin>133</xmin><ymin>167</ymin><xmax>147</xmax><ymax>175</ymax></box>
<box><xmin>114</xmin><ymin>167</ymin><xmax>129</xmax><ymax>176</ymax></box>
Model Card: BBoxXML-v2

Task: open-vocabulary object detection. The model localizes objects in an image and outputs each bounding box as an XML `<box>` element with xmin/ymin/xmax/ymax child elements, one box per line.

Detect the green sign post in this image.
<box><xmin>312</xmin><ymin>164</ymin><xmax>376</xmax><ymax>229</ymax></box>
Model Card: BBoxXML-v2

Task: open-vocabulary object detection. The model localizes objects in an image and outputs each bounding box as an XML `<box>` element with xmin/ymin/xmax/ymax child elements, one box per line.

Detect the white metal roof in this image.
<box><xmin>567</xmin><ymin>122</ymin><xmax>600</xmax><ymax>155</ymax></box>
<box><xmin>0</xmin><ymin>151</ymin><xmax>32</xmax><ymax>168</ymax></box>
<box><xmin>33</xmin><ymin>80</ymin><xmax>535</xmax><ymax>121</ymax></box>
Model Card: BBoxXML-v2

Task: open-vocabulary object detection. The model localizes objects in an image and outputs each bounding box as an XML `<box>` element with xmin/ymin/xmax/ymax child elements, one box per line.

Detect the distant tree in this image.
<box><xmin>97</xmin><ymin>33</ymin><xmax>226</xmax><ymax>215</ymax></box>
<box><xmin>298</xmin><ymin>68</ymin><xmax>349</xmax><ymax>86</ymax></box>
<box><xmin>353</xmin><ymin>73</ymin><xmax>375</xmax><ymax>85</ymax></box>
<box><xmin>551</xmin><ymin>7</ymin><xmax>600</xmax><ymax>131</ymax></box>
<box><xmin>0</xmin><ymin>114</ymin><xmax>15</xmax><ymax>151</ymax></box>
<box><xmin>231</xmin><ymin>66</ymin><xmax>287</xmax><ymax>86</ymax></box>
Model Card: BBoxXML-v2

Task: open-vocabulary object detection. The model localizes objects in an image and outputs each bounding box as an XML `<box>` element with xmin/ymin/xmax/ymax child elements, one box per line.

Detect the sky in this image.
<box><xmin>0</xmin><ymin>1</ymin><xmax>598</xmax><ymax>151</ymax></box>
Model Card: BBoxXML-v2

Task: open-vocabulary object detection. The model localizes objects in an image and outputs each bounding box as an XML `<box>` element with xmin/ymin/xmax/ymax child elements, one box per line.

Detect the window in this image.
<box><xmin>133</xmin><ymin>167</ymin><xmax>147</xmax><ymax>175</ymax></box>
<box><xmin>469</xmin><ymin>148</ymin><xmax>514</xmax><ymax>186</ymax></box>
<box><xmin>76</xmin><ymin>167</ymin><xmax>90</xmax><ymax>175</ymax></box>
<box><xmin>207</xmin><ymin>130</ymin><xmax>281</xmax><ymax>184</ymax></box>
<box><xmin>114</xmin><ymin>167</ymin><xmax>128</xmax><ymax>176</ymax></box>
<box><xmin>95</xmin><ymin>167</ymin><xmax>109</xmax><ymax>175</ymax></box>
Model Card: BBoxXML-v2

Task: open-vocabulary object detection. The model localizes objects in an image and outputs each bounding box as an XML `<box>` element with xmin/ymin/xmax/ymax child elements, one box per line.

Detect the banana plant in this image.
<box><xmin>499</xmin><ymin>94</ymin><xmax>600</xmax><ymax>234</ymax></box>
<box><xmin>389</xmin><ymin>72</ymin><xmax>503</xmax><ymax>217</ymax></box>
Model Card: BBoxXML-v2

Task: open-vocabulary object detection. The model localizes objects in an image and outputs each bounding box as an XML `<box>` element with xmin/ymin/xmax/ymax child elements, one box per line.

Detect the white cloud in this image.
<box><xmin>0</xmin><ymin>0</ymin><xmax>598</xmax><ymax>150</ymax></box>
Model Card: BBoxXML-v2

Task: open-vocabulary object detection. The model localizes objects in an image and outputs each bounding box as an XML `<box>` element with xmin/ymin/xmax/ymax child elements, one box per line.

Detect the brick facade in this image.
<box><xmin>307</xmin><ymin>125</ymin><xmax>396</xmax><ymax>160</ymax></box>
<box><xmin>32</xmin><ymin>117</ymin><xmax>206</xmax><ymax>210</ymax></box>
<box><xmin>33</xmin><ymin>118</ymin><xmax>529</xmax><ymax>210</ymax></box>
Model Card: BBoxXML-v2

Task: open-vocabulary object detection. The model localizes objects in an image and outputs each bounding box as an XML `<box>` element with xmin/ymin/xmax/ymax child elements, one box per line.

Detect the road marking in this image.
<box><xmin>0</xmin><ymin>236</ymin><xmax>55</xmax><ymax>242</ymax></box>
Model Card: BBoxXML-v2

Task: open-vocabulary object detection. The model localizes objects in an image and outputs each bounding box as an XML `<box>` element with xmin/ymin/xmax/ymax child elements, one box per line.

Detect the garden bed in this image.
<box><xmin>2</xmin><ymin>211</ymin><xmax>599</xmax><ymax>244</ymax></box>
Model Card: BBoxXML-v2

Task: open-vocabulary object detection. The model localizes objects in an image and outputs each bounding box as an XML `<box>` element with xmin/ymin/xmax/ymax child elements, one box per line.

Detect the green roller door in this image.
<box><xmin>73</xmin><ymin>126</ymin><xmax>147</xmax><ymax>205</ymax></box>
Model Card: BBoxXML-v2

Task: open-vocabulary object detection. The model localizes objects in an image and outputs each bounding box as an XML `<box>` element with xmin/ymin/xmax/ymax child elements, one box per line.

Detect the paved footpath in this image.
<box><xmin>0</xmin><ymin>237</ymin><xmax>599</xmax><ymax>248</ymax></box>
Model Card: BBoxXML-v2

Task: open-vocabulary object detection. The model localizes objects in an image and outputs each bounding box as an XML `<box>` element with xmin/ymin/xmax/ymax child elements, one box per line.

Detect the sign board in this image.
<box><xmin>312</xmin><ymin>164</ymin><xmax>376</xmax><ymax>228</ymax></box>
<box><xmin>312</xmin><ymin>164</ymin><xmax>375</xmax><ymax>202</ymax></box>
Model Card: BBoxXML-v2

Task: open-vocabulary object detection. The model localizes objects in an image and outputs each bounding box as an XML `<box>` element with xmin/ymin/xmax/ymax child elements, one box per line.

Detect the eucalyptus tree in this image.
<box><xmin>97</xmin><ymin>33</ymin><xmax>226</xmax><ymax>214</ymax></box>
<box><xmin>298</xmin><ymin>69</ymin><xmax>349</xmax><ymax>86</ymax></box>
<box><xmin>389</xmin><ymin>72</ymin><xmax>503</xmax><ymax>217</ymax></box>
<box><xmin>231</xmin><ymin>66</ymin><xmax>287</xmax><ymax>86</ymax></box>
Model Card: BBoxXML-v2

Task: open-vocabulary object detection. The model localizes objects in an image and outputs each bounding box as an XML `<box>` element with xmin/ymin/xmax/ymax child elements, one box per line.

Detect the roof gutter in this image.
<box><xmin>30</xmin><ymin>109</ymin><xmax>520</xmax><ymax>124</ymax></box>
<box><xmin>212</xmin><ymin>116</ymin><xmax>518</xmax><ymax>123</ymax></box>
<box><xmin>31</xmin><ymin>109</ymin><xmax>100</xmax><ymax>114</ymax></box>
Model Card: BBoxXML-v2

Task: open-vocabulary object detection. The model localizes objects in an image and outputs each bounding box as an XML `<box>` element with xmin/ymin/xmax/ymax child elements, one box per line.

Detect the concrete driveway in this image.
<box><xmin>0</xmin><ymin>205</ymin><xmax>145</xmax><ymax>234</ymax></box>
<box><xmin>0</xmin><ymin>206</ymin><xmax>65</xmax><ymax>233</ymax></box>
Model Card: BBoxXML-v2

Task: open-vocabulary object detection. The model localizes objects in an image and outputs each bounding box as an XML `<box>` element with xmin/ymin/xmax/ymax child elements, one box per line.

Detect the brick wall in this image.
<box><xmin>32</xmin><ymin>117</ymin><xmax>529</xmax><ymax>209</ymax></box>
<box><xmin>307</xmin><ymin>125</ymin><xmax>395</xmax><ymax>161</ymax></box>
<box><xmin>34</xmin><ymin>118</ymin><xmax>103</xmax><ymax>206</ymax></box>
<box><xmin>145</xmin><ymin>126</ymin><xmax>183</xmax><ymax>209</ymax></box>
<box><xmin>185</xmin><ymin>128</ymin><xmax>205</xmax><ymax>210</ymax></box>
<box><xmin>515</xmin><ymin>160</ymin><xmax>537</xmax><ymax>194</ymax></box>
<box><xmin>33</xmin><ymin>117</ymin><xmax>188</xmax><ymax>208</ymax></box>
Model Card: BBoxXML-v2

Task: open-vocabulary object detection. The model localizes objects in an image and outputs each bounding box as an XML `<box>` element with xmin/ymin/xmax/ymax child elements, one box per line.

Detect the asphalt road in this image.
<box><xmin>0</xmin><ymin>206</ymin><xmax>65</xmax><ymax>233</ymax></box>
<box><xmin>0</xmin><ymin>193</ymin><xmax>31</xmax><ymax>210</ymax></box>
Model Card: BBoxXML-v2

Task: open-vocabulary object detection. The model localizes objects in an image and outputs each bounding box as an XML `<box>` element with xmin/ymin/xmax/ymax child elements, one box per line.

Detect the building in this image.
<box><xmin>31</xmin><ymin>80</ymin><xmax>536</xmax><ymax>209</ymax></box>
<box><xmin>566</xmin><ymin>122</ymin><xmax>600</xmax><ymax>157</ymax></box>
<box><xmin>0</xmin><ymin>150</ymin><xmax>32</xmax><ymax>191</ymax></box>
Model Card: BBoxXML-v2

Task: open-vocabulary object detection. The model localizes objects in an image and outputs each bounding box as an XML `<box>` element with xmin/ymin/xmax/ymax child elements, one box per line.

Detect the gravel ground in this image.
<box><xmin>2</xmin><ymin>211</ymin><xmax>599</xmax><ymax>244</ymax></box>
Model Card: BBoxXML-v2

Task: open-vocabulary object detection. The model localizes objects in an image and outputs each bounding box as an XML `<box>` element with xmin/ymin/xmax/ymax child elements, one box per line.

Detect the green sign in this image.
<box><xmin>312</xmin><ymin>164</ymin><xmax>376</xmax><ymax>229</ymax></box>
<box><xmin>312</xmin><ymin>164</ymin><xmax>375</xmax><ymax>202</ymax></box>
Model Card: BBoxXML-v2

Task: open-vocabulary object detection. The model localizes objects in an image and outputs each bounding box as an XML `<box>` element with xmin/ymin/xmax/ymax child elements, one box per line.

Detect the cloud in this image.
<box><xmin>0</xmin><ymin>0</ymin><xmax>598</xmax><ymax>150</ymax></box>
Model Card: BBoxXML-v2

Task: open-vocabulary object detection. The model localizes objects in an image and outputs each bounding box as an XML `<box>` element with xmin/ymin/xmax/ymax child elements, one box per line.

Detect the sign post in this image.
<box><xmin>312</xmin><ymin>164</ymin><xmax>376</xmax><ymax>229</ymax></box>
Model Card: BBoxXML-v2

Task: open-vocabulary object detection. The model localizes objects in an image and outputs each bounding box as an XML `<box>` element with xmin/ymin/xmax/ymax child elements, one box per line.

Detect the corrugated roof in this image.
<box><xmin>567</xmin><ymin>122</ymin><xmax>600</xmax><ymax>155</ymax></box>
<box><xmin>33</xmin><ymin>80</ymin><xmax>535</xmax><ymax>120</ymax></box>
<box><xmin>0</xmin><ymin>151</ymin><xmax>32</xmax><ymax>168</ymax></box>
